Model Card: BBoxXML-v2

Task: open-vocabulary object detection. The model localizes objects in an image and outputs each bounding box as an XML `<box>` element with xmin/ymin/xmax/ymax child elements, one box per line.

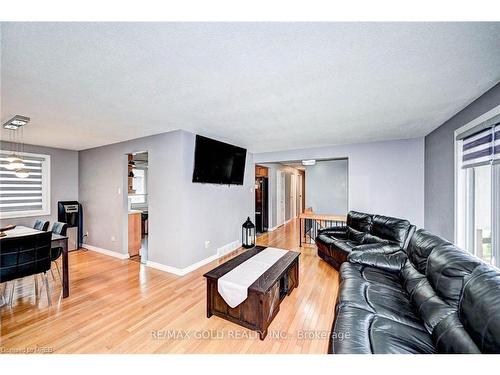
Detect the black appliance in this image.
<box><xmin>255</xmin><ymin>177</ymin><xmax>269</xmax><ymax>233</ymax></box>
<box><xmin>192</xmin><ymin>135</ymin><xmax>247</xmax><ymax>185</ymax></box>
<box><xmin>57</xmin><ymin>201</ymin><xmax>83</xmax><ymax>249</ymax></box>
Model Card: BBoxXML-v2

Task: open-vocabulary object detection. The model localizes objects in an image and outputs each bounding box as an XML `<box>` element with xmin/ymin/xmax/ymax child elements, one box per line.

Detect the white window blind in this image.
<box><xmin>457</xmin><ymin>113</ymin><xmax>500</xmax><ymax>169</ymax></box>
<box><xmin>460</xmin><ymin>125</ymin><xmax>500</xmax><ymax>169</ymax></box>
<box><xmin>0</xmin><ymin>150</ymin><xmax>51</xmax><ymax>219</ymax></box>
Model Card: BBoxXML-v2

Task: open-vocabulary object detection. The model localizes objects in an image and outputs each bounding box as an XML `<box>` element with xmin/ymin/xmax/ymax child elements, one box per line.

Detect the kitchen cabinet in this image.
<box><xmin>128</xmin><ymin>211</ymin><xmax>141</xmax><ymax>257</ymax></box>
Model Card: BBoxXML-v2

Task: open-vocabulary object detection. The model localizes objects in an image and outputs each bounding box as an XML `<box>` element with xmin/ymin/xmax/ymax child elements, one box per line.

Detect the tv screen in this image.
<box><xmin>192</xmin><ymin>135</ymin><xmax>247</xmax><ymax>185</ymax></box>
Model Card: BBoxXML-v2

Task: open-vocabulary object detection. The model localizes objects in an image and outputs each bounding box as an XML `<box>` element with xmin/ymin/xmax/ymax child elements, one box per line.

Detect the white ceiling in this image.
<box><xmin>1</xmin><ymin>22</ymin><xmax>499</xmax><ymax>152</ymax></box>
<box><xmin>279</xmin><ymin>162</ymin><xmax>305</xmax><ymax>170</ymax></box>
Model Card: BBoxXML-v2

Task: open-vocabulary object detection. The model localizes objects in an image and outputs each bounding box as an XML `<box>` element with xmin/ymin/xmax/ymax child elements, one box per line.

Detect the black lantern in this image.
<box><xmin>242</xmin><ymin>217</ymin><xmax>256</xmax><ymax>249</ymax></box>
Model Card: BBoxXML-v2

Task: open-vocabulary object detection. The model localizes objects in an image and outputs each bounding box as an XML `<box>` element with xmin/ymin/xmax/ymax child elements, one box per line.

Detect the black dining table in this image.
<box><xmin>2</xmin><ymin>225</ymin><xmax>70</xmax><ymax>298</ymax></box>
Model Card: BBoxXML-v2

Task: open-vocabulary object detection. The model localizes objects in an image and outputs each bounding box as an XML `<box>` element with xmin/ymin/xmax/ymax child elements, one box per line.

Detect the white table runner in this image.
<box><xmin>217</xmin><ymin>247</ymin><xmax>288</xmax><ymax>308</ymax></box>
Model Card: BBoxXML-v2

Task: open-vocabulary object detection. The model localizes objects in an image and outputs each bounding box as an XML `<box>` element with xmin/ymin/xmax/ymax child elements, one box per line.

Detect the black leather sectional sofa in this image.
<box><xmin>317</xmin><ymin>211</ymin><xmax>500</xmax><ymax>354</ymax></box>
<box><xmin>316</xmin><ymin>211</ymin><xmax>415</xmax><ymax>270</ymax></box>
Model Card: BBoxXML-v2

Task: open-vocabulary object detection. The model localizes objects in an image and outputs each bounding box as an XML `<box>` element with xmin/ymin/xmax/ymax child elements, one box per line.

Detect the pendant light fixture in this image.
<box><xmin>5</xmin><ymin>157</ymin><xmax>24</xmax><ymax>170</ymax></box>
<box><xmin>3</xmin><ymin>115</ymin><xmax>29</xmax><ymax>130</ymax></box>
<box><xmin>2</xmin><ymin>115</ymin><xmax>30</xmax><ymax>177</ymax></box>
<box><xmin>15</xmin><ymin>168</ymin><xmax>30</xmax><ymax>178</ymax></box>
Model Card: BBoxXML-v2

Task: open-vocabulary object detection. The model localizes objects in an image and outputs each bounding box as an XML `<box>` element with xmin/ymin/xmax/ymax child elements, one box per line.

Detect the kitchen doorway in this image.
<box><xmin>126</xmin><ymin>152</ymin><xmax>149</xmax><ymax>264</ymax></box>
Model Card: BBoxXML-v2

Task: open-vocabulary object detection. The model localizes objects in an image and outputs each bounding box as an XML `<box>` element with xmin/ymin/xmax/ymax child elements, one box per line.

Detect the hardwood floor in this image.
<box><xmin>0</xmin><ymin>219</ymin><xmax>340</xmax><ymax>354</ymax></box>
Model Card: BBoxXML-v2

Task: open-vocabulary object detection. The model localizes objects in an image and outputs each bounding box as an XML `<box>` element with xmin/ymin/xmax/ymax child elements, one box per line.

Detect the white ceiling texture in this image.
<box><xmin>1</xmin><ymin>22</ymin><xmax>499</xmax><ymax>152</ymax></box>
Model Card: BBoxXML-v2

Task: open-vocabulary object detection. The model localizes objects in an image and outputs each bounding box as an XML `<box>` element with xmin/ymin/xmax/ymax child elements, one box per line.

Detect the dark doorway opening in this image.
<box><xmin>255</xmin><ymin>165</ymin><xmax>269</xmax><ymax>234</ymax></box>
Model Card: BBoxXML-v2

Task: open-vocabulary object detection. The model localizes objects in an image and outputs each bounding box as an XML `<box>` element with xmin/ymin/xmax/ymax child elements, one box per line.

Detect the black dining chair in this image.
<box><xmin>49</xmin><ymin>222</ymin><xmax>68</xmax><ymax>283</ymax></box>
<box><xmin>0</xmin><ymin>231</ymin><xmax>53</xmax><ymax>307</ymax></box>
<box><xmin>33</xmin><ymin>219</ymin><xmax>50</xmax><ymax>232</ymax></box>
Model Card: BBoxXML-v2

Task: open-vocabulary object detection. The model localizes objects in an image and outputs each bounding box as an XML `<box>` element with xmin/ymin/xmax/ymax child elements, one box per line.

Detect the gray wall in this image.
<box><xmin>255</xmin><ymin>137</ymin><xmax>425</xmax><ymax>227</ymax></box>
<box><xmin>79</xmin><ymin>130</ymin><xmax>254</xmax><ymax>269</ymax></box>
<box><xmin>0</xmin><ymin>141</ymin><xmax>79</xmax><ymax>228</ymax></box>
<box><xmin>424</xmin><ymin>82</ymin><xmax>500</xmax><ymax>241</ymax></box>
<box><xmin>179</xmin><ymin>131</ymin><xmax>254</xmax><ymax>268</ymax></box>
<box><xmin>305</xmin><ymin>159</ymin><xmax>348</xmax><ymax>215</ymax></box>
<box><xmin>79</xmin><ymin>131</ymin><xmax>185</xmax><ymax>266</ymax></box>
<box><xmin>262</xmin><ymin>160</ymin><xmax>348</xmax><ymax>228</ymax></box>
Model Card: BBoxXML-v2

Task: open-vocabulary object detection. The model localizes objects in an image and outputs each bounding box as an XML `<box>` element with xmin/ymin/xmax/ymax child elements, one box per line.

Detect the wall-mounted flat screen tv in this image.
<box><xmin>192</xmin><ymin>135</ymin><xmax>247</xmax><ymax>185</ymax></box>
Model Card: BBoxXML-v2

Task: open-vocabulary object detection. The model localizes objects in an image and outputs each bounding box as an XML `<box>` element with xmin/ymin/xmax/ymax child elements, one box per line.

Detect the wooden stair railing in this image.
<box><xmin>299</xmin><ymin>212</ymin><xmax>347</xmax><ymax>247</ymax></box>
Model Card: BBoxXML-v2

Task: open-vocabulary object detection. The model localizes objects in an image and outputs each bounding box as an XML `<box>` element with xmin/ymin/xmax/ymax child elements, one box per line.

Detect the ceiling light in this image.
<box><xmin>5</xmin><ymin>157</ymin><xmax>24</xmax><ymax>170</ymax></box>
<box><xmin>3</xmin><ymin>114</ymin><xmax>29</xmax><ymax>171</ymax></box>
<box><xmin>2</xmin><ymin>115</ymin><xmax>30</xmax><ymax>130</ymax></box>
<box><xmin>302</xmin><ymin>159</ymin><xmax>316</xmax><ymax>166</ymax></box>
<box><xmin>15</xmin><ymin>168</ymin><xmax>30</xmax><ymax>178</ymax></box>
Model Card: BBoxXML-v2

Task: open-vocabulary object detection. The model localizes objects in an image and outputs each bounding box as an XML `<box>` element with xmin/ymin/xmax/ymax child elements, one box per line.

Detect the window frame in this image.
<box><xmin>454</xmin><ymin>104</ymin><xmax>500</xmax><ymax>267</ymax></box>
<box><xmin>0</xmin><ymin>150</ymin><xmax>51</xmax><ymax>219</ymax></box>
<box><xmin>130</xmin><ymin>166</ymin><xmax>148</xmax><ymax>207</ymax></box>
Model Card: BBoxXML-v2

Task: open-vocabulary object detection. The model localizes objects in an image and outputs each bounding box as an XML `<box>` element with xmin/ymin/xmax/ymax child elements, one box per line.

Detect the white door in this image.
<box><xmin>276</xmin><ymin>170</ymin><xmax>286</xmax><ymax>226</ymax></box>
<box><xmin>298</xmin><ymin>174</ymin><xmax>303</xmax><ymax>215</ymax></box>
<box><xmin>290</xmin><ymin>174</ymin><xmax>297</xmax><ymax>219</ymax></box>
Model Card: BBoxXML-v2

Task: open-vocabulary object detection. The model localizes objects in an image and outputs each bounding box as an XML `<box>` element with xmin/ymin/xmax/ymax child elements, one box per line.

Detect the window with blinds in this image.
<box><xmin>455</xmin><ymin>111</ymin><xmax>500</xmax><ymax>268</ymax></box>
<box><xmin>458</xmin><ymin>120</ymin><xmax>500</xmax><ymax>169</ymax></box>
<box><xmin>0</xmin><ymin>150</ymin><xmax>51</xmax><ymax>219</ymax></box>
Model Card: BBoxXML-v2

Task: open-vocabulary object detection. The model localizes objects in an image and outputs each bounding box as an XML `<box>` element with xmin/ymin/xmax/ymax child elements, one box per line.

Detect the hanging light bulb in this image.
<box><xmin>4</xmin><ymin>159</ymin><xmax>17</xmax><ymax>170</ymax></box>
<box><xmin>15</xmin><ymin>168</ymin><xmax>30</xmax><ymax>178</ymax></box>
<box><xmin>6</xmin><ymin>156</ymin><xmax>25</xmax><ymax>170</ymax></box>
<box><xmin>3</xmin><ymin>114</ymin><xmax>30</xmax><ymax>172</ymax></box>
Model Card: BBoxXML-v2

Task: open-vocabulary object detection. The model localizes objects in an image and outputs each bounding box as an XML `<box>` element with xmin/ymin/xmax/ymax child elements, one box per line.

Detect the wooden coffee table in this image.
<box><xmin>203</xmin><ymin>246</ymin><xmax>300</xmax><ymax>340</ymax></box>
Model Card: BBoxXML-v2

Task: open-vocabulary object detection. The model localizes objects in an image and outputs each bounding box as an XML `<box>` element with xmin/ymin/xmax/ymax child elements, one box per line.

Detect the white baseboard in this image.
<box><xmin>217</xmin><ymin>240</ymin><xmax>241</xmax><ymax>257</ymax></box>
<box><xmin>83</xmin><ymin>244</ymin><xmax>129</xmax><ymax>260</ymax></box>
<box><xmin>146</xmin><ymin>240</ymin><xmax>242</xmax><ymax>277</ymax></box>
<box><xmin>145</xmin><ymin>260</ymin><xmax>188</xmax><ymax>276</ymax></box>
<box><xmin>268</xmin><ymin>225</ymin><xmax>279</xmax><ymax>232</ymax></box>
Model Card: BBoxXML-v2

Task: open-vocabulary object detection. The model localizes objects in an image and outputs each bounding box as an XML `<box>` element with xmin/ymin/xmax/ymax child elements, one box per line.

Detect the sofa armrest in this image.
<box><xmin>318</xmin><ymin>225</ymin><xmax>347</xmax><ymax>238</ymax></box>
<box><xmin>322</xmin><ymin>231</ymin><xmax>348</xmax><ymax>240</ymax></box>
<box><xmin>351</xmin><ymin>243</ymin><xmax>400</xmax><ymax>253</ymax></box>
<box><xmin>348</xmin><ymin>244</ymin><xmax>407</xmax><ymax>272</ymax></box>
<box><xmin>318</xmin><ymin>225</ymin><xmax>346</xmax><ymax>234</ymax></box>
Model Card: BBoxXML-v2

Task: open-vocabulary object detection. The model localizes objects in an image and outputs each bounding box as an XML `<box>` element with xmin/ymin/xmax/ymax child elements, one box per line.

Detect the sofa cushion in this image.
<box><xmin>331</xmin><ymin>239</ymin><xmax>357</xmax><ymax>256</ymax></box>
<box><xmin>426</xmin><ymin>243</ymin><xmax>482</xmax><ymax>306</ymax></box>
<box><xmin>330</xmin><ymin>305</ymin><xmax>373</xmax><ymax>353</ymax></box>
<box><xmin>346</xmin><ymin>211</ymin><xmax>373</xmax><ymax>232</ymax></box>
<box><xmin>318</xmin><ymin>229</ymin><xmax>348</xmax><ymax>239</ymax></box>
<box><xmin>401</xmin><ymin>258</ymin><xmax>459</xmax><ymax>334</ymax></box>
<box><xmin>401</xmin><ymin>260</ymin><xmax>427</xmax><ymax>296</ymax></box>
<box><xmin>402</xmin><ymin>225</ymin><xmax>417</xmax><ymax>251</ymax></box>
<box><xmin>407</xmin><ymin>229</ymin><xmax>450</xmax><ymax>274</ymax></box>
<box><xmin>348</xmin><ymin>246</ymin><xmax>407</xmax><ymax>273</ymax></box>
<box><xmin>432</xmin><ymin>313</ymin><xmax>481</xmax><ymax>353</ymax></box>
<box><xmin>330</xmin><ymin>305</ymin><xmax>435</xmax><ymax>354</ymax></box>
<box><xmin>318</xmin><ymin>224</ymin><xmax>346</xmax><ymax>235</ymax></box>
<box><xmin>337</xmin><ymin>276</ymin><xmax>425</xmax><ymax>330</ymax></box>
<box><xmin>340</xmin><ymin>262</ymin><xmax>401</xmax><ymax>289</ymax></box>
<box><xmin>459</xmin><ymin>264</ymin><xmax>500</xmax><ymax>353</ymax></box>
<box><xmin>316</xmin><ymin>233</ymin><xmax>336</xmax><ymax>247</ymax></box>
<box><xmin>369</xmin><ymin>315</ymin><xmax>435</xmax><ymax>354</ymax></box>
<box><xmin>362</xmin><ymin>233</ymin><xmax>390</xmax><ymax>245</ymax></box>
<box><xmin>410</xmin><ymin>277</ymin><xmax>456</xmax><ymax>333</ymax></box>
<box><xmin>346</xmin><ymin>227</ymin><xmax>366</xmax><ymax>242</ymax></box>
<box><xmin>371</xmin><ymin>214</ymin><xmax>412</xmax><ymax>247</ymax></box>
